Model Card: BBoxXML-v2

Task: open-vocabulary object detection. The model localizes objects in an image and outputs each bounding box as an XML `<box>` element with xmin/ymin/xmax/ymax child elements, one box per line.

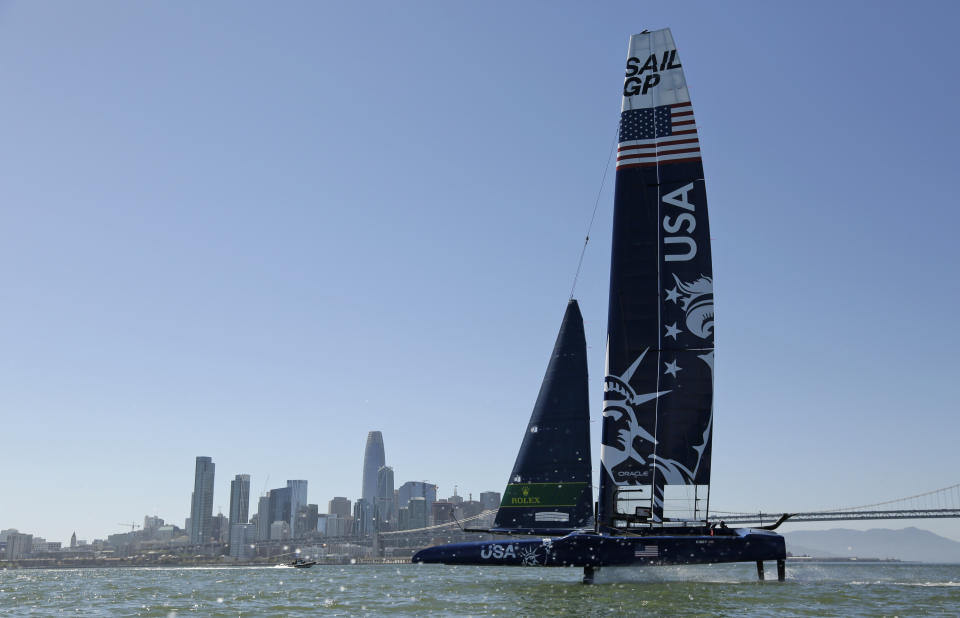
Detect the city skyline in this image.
<box><xmin>3</xmin><ymin>2</ymin><xmax>960</xmax><ymax>545</ymax></box>
<box><xmin>2</xmin><ymin>436</ymin><xmax>500</xmax><ymax>545</ymax></box>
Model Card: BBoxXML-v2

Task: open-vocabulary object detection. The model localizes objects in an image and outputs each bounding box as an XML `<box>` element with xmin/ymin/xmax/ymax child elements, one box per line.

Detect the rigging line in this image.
<box><xmin>569</xmin><ymin>121</ymin><xmax>620</xmax><ymax>300</ymax></box>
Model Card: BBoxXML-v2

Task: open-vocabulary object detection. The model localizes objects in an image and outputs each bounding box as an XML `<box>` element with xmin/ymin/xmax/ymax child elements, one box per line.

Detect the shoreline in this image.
<box><xmin>0</xmin><ymin>557</ymin><xmax>411</xmax><ymax>570</ymax></box>
<box><xmin>0</xmin><ymin>556</ymin><xmax>907</xmax><ymax>570</ymax></box>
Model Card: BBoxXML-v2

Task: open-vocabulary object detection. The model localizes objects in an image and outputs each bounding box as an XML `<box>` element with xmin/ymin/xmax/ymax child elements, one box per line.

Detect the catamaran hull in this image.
<box><xmin>412</xmin><ymin>529</ymin><xmax>784</xmax><ymax>568</ymax></box>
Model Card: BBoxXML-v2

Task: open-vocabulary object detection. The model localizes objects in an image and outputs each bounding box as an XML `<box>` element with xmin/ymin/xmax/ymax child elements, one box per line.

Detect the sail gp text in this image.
<box><xmin>662</xmin><ymin>182</ymin><xmax>698</xmax><ymax>262</ymax></box>
<box><xmin>624</xmin><ymin>50</ymin><xmax>681</xmax><ymax>96</ymax></box>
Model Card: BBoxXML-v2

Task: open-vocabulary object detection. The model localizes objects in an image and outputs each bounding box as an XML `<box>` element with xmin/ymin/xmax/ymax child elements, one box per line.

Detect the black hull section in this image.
<box><xmin>412</xmin><ymin>529</ymin><xmax>784</xmax><ymax>568</ymax></box>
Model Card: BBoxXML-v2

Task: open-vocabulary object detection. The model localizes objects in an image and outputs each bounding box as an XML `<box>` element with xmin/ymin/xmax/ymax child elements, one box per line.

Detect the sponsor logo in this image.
<box><xmin>624</xmin><ymin>50</ymin><xmax>682</xmax><ymax>96</ymax></box>
<box><xmin>510</xmin><ymin>485</ymin><xmax>542</xmax><ymax>505</ymax></box>
<box><xmin>501</xmin><ymin>482</ymin><xmax>587</xmax><ymax>508</ymax></box>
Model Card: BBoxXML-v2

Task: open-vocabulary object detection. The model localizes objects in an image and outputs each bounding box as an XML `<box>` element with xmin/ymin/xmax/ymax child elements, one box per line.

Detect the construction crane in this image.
<box><xmin>117</xmin><ymin>522</ymin><xmax>140</xmax><ymax>531</ymax></box>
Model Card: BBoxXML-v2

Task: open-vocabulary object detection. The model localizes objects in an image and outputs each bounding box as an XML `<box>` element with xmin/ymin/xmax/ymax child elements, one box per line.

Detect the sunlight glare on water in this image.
<box><xmin>0</xmin><ymin>563</ymin><xmax>958</xmax><ymax>615</ymax></box>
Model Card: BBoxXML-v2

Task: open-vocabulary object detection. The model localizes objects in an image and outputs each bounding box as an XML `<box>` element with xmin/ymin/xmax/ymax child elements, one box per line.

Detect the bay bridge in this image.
<box><xmin>84</xmin><ymin>482</ymin><xmax>960</xmax><ymax>565</ymax></box>
<box><xmin>355</xmin><ymin>482</ymin><xmax>960</xmax><ymax>557</ymax></box>
<box><xmin>711</xmin><ymin>482</ymin><xmax>960</xmax><ymax>526</ymax></box>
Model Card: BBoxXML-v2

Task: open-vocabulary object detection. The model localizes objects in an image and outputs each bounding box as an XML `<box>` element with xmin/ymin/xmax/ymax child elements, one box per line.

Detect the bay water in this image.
<box><xmin>2</xmin><ymin>562</ymin><xmax>959</xmax><ymax>616</ymax></box>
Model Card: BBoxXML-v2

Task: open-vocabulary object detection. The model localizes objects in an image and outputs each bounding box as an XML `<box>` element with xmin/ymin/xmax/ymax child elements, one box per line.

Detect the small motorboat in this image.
<box><xmin>289</xmin><ymin>558</ymin><xmax>317</xmax><ymax>568</ymax></box>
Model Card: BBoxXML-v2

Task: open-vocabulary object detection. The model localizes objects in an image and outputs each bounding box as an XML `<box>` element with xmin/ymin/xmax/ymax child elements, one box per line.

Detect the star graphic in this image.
<box><xmin>664</xmin><ymin>360</ymin><xmax>682</xmax><ymax>377</ymax></box>
<box><xmin>664</xmin><ymin>322</ymin><xmax>681</xmax><ymax>340</ymax></box>
<box><xmin>665</xmin><ymin>286</ymin><xmax>680</xmax><ymax>303</ymax></box>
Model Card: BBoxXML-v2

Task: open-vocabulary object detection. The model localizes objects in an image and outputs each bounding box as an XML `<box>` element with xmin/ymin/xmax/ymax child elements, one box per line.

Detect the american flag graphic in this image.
<box><xmin>634</xmin><ymin>544</ymin><xmax>659</xmax><ymax>557</ymax></box>
<box><xmin>616</xmin><ymin>102</ymin><xmax>700</xmax><ymax>170</ymax></box>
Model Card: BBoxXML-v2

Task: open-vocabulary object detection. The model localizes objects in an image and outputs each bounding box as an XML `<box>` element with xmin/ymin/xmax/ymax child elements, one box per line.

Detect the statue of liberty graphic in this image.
<box><xmin>601</xmin><ymin>274</ymin><xmax>714</xmax><ymax>487</ymax></box>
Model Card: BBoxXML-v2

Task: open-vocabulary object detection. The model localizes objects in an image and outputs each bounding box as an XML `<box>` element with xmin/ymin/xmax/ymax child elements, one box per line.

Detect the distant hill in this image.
<box><xmin>783</xmin><ymin>527</ymin><xmax>960</xmax><ymax>562</ymax></box>
<box><xmin>785</xmin><ymin>542</ymin><xmax>839</xmax><ymax>559</ymax></box>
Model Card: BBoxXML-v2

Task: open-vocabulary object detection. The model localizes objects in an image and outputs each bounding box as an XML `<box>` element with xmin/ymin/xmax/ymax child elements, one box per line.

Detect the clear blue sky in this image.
<box><xmin>2</xmin><ymin>1</ymin><xmax>959</xmax><ymax>544</ymax></box>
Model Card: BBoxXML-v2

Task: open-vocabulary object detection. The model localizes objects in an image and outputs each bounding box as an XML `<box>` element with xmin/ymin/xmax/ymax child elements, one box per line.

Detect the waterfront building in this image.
<box><xmin>286</xmin><ymin>480</ymin><xmax>308</xmax><ymax>532</ymax></box>
<box><xmin>155</xmin><ymin>525</ymin><xmax>177</xmax><ymax>542</ymax></box>
<box><xmin>328</xmin><ymin>496</ymin><xmax>351</xmax><ymax>519</ymax></box>
<box><xmin>269</xmin><ymin>520</ymin><xmax>290</xmax><ymax>540</ymax></box>
<box><xmin>361</xmin><ymin>431</ymin><xmax>385</xmax><ymax>530</ymax></box>
<box><xmin>267</xmin><ymin>487</ymin><xmax>292</xmax><ymax>539</ymax></box>
<box><xmin>458</xmin><ymin>499</ymin><xmax>483</xmax><ymax>520</ymax></box>
<box><xmin>229</xmin><ymin>523</ymin><xmax>256</xmax><ymax>559</ymax></box>
<box><xmin>328</xmin><ymin>497</ymin><xmax>352</xmax><ymax>534</ymax></box>
<box><xmin>376</xmin><ymin>465</ymin><xmax>395</xmax><ymax>531</ymax></box>
<box><xmin>70</xmin><ymin>532</ymin><xmax>76</xmax><ymax>548</ymax></box>
<box><xmin>397</xmin><ymin>481</ymin><xmax>436</xmax><ymax>515</ymax></box>
<box><xmin>479</xmin><ymin>491</ymin><xmax>501</xmax><ymax>511</ymax></box>
<box><xmin>295</xmin><ymin>504</ymin><xmax>319</xmax><ymax>538</ymax></box>
<box><xmin>353</xmin><ymin>498</ymin><xmax>372</xmax><ymax>537</ymax></box>
<box><xmin>432</xmin><ymin>500</ymin><xmax>455</xmax><ymax>525</ymax></box>
<box><xmin>408</xmin><ymin>496</ymin><xmax>428</xmax><ymax>529</ymax></box>
<box><xmin>229</xmin><ymin>474</ymin><xmax>251</xmax><ymax>525</ymax></box>
<box><xmin>324</xmin><ymin>514</ymin><xmax>347</xmax><ymax>537</ymax></box>
<box><xmin>256</xmin><ymin>495</ymin><xmax>271</xmax><ymax>541</ymax></box>
<box><xmin>211</xmin><ymin>513</ymin><xmax>229</xmax><ymax>543</ymax></box>
<box><xmin>5</xmin><ymin>533</ymin><xmax>32</xmax><ymax>559</ymax></box>
<box><xmin>316</xmin><ymin>513</ymin><xmax>328</xmax><ymax>535</ymax></box>
<box><xmin>189</xmin><ymin>456</ymin><xmax>215</xmax><ymax>545</ymax></box>
<box><xmin>29</xmin><ymin>537</ymin><xmax>48</xmax><ymax>553</ymax></box>
<box><xmin>143</xmin><ymin>515</ymin><xmax>164</xmax><ymax>532</ymax></box>
<box><xmin>478</xmin><ymin>491</ymin><xmax>501</xmax><ymax>527</ymax></box>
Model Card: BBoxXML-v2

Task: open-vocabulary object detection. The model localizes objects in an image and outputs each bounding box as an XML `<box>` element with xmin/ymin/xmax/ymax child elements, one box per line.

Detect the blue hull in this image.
<box><xmin>412</xmin><ymin>529</ymin><xmax>784</xmax><ymax>567</ymax></box>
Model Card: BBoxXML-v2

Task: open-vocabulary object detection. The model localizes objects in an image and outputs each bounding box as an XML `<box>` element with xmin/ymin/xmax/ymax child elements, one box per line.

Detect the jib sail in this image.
<box><xmin>599</xmin><ymin>29</ymin><xmax>714</xmax><ymax>526</ymax></box>
<box><xmin>493</xmin><ymin>299</ymin><xmax>593</xmax><ymax>533</ymax></box>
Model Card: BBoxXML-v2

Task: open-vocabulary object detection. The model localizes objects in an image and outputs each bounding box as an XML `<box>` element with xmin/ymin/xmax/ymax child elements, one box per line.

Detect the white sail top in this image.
<box><xmin>622</xmin><ymin>28</ymin><xmax>690</xmax><ymax>111</ymax></box>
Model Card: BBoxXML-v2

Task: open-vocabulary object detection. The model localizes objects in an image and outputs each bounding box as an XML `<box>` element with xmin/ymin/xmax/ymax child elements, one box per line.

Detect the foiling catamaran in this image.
<box><xmin>412</xmin><ymin>28</ymin><xmax>787</xmax><ymax>584</ymax></box>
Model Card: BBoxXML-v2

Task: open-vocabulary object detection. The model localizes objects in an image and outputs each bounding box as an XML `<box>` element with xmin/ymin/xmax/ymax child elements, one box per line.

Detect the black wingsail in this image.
<box><xmin>599</xmin><ymin>29</ymin><xmax>714</xmax><ymax>527</ymax></box>
<box><xmin>493</xmin><ymin>299</ymin><xmax>593</xmax><ymax>533</ymax></box>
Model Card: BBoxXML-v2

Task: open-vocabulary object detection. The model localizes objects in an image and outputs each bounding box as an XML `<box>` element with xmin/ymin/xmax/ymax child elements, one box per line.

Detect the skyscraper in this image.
<box><xmin>376</xmin><ymin>465</ymin><xmax>395</xmax><ymax>531</ymax></box>
<box><xmin>267</xmin><ymin>486</ymin><xmax>292</xmax><ymax>539</ymax></box>
<box><xmin>229</xmin><ymin>523</ymin><xmax>255</xmax><ymax>559</ymax></box>
<box><xmin>408</xmin><ymin>497</ymin><xmax>428</xmax><ymax>529</ymax></box>
<box><xmin>189</xmin><ymin>456</ymin><xmax>215</xmax><ymax>545</ymax></box>
<box><xmin>286</xmin><ymin>480</ymin><xmax>308</xmax><ymax>532</ymax></box>
<box><xmin>294</xmin><ymin>504</ymin><xmax>319</xmax><ymax>538</ymax></box>
<box><xmin>397</xmin><ymin>481</ymin><xmax>437</xmax><ymax>511</ymax></box>
<box><xmin>361</xmin><ymin>431</ymin><xmax>385</xmax><ymax>532</ymax></box>
<box><xmin>479</xmin><ymin>491</ymin><xmax>502</xmax><ymax>527</ymax></box>
<box><xmin>229</xmin><ymin>474</ymin><xmax>251</xmax><ymax>525</ymax></box>
<box><xmin>256</xmin><ymin>495</ymin><xmax>271</xmax><ymax>541</ymax></box>
<box><xmin>211</xmin><ymin>513</ymin><xmax>229</xmax><ymax>543</ymax></box>
<box><xmin>328</xmin><ymin>497</ymin><xmax>351</xmax><ymax>519</ymax></box>
<box><xmin>353</xmin><ymin>498</ymin><xmax>372</xmax><ymax>537</ymax></box>
<box><xmin>361</xmin><ymin>431</ymin><xmax>385</xmax><ymax>505</ymax></box>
